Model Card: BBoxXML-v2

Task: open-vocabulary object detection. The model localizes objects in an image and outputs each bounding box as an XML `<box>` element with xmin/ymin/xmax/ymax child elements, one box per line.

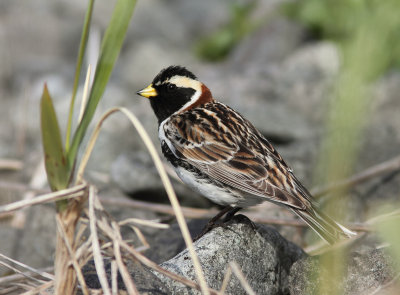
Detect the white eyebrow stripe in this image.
<box><xmin>169</xmin><ymin>76</ymin><xmax>202</xmax><ymax>92</ymax></box>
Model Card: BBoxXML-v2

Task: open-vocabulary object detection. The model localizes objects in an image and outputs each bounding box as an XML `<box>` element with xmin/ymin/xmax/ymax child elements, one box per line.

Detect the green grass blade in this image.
<box><xmin>40</xmin><ymin>84</ymin><xmax>71</xmax><ymax>193</ymax></box>
<box><xmin>67</xmin><ymin>0</ymin><xmax>137</xmax><ymax>167</ymax></box>
<box><xmin>65</xmin><ymin>0</ymin><xmax>95</xmax><ymax>151</ymax></box>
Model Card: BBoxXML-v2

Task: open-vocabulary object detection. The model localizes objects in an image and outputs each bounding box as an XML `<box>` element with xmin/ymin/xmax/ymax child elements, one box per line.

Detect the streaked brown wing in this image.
<box><xmin>164</xmin><ymin>106</ymin><xmax>309</xmax><ymax>210</ymax></box>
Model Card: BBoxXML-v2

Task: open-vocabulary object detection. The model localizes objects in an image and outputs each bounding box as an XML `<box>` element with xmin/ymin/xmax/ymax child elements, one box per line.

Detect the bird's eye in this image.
<box><xmin>167</xmin><ymin>84</ymin><xmax>177</xmax><ymax>91</ymax></box>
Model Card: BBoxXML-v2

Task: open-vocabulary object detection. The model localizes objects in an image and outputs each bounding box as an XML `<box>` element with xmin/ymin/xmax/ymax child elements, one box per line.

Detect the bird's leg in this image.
<box><xmin>208</xmin><ymin>205</ymin><xmax>233</xmax><ymax>224</ymax></box>
<box><xmin>193</xmin><ymin>206</ymin><xmax>239</xmax><ymax>241</ymax></box>
<box><xmin>223</xmin><ymin>207</ymin><xmax>242</xmax><ymax>222</ymax></box>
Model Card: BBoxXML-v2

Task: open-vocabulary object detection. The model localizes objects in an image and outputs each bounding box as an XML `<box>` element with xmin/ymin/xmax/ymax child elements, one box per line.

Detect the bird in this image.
<box><xmin>137</xmin><ymin>65</ymin><xmax>356</xmax><ymax>244</ymax></box>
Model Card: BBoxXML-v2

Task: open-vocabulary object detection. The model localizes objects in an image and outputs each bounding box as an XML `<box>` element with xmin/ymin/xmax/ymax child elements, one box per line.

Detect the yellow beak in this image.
<box><xmin>137</xmin><ymin>84</ymin><xmax>157</xmax><ymax>98</ymax></box>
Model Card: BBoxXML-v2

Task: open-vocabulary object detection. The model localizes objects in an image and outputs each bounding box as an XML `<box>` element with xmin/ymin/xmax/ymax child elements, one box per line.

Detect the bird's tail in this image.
<box><xmin>291</xmin><ymin>205</ymin><xmax>356</xmax><ymax>245</ymax></box>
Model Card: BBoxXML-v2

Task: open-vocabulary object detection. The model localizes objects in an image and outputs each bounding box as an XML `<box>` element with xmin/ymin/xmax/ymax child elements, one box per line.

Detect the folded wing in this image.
<box><xmin>164</xmin><ymin>104</ymin><xmax>311</xmax><ymax>210</ymax></box>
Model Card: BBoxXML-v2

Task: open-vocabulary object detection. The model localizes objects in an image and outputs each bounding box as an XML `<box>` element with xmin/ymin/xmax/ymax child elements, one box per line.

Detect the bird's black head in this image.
<box><xmin>137</xmin><ymin>66</ymin><xmax>202</xmax><ymax>124</ymax></box>
<box><xmin>152</xmin><ymin>65</ymin><xmax>197</xmax><ymax>85</ymax></box>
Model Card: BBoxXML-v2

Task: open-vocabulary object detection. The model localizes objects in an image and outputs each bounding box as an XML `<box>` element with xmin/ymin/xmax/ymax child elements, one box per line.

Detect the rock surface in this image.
<box><xmin>83</xmin><ymin>259</ymin><xmax>168</xmax><ymax>295</ymax></box>
<box><xmin>289</xmin><ymin>248</ymin><xmax>397</xmax><ymax>295</ymax></box>
<box><xmin>82</xmin><ymin>215</ymin><xmax>306</xmax><ymax>294</ymax></box>
<box><xmin>82</xmin><ymin>215</ymin><xmax>399</xmax><ymax>295</ymax></box>
<box><xmin>155</xmin><ymin>215</ymin><xmax>305</xmax><ymax>295</ymax></box>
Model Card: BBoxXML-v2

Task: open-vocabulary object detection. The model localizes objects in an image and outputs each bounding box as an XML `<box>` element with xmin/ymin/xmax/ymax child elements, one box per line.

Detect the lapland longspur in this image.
<box><xmin>137</xmin><ymin>65</ymin><xmax>356</xmax><ymax>244</ymax></box>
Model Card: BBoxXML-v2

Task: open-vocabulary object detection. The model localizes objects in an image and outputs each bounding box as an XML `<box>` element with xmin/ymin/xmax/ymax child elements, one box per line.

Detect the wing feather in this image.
<box><xmin>164</xmin><ymin>103</ymin><xmax>308</xmax><ymax>210</ymax></box>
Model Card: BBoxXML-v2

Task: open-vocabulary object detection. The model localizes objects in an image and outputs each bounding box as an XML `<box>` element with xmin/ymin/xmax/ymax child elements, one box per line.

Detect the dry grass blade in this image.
<box><xmin>219</xmin><ymin>266</ymin><xmax>232</xmax><ymax>294</ymax></box>
<box><xmin>88</xmin><ymin>186</ymin><xmax>112</xmax><ymax>295</ymax></box>
<box><xmin>0</xmin><ymin>183</ymin><xmax>86</xmax><ymax>213</ymax></box>
<box><xmin>0</xmin><ymin>212</ymin><xmax>14</xmax><ymax>220</ymax></box>
<box><xmin>0</xmin><ymin>253</ymin><xmax>54</xmax><ymax>281</ymax></box>
<box><xmin>78</xmin><ymin>64</ymin><xmax>92</xmax><ymax>123</ymax></box>
<box><xmin>11</xmin><ymin>159</ymin><xmax>47</xmax><ymax>229</ymax></box>
<box><xmin>93</xmin><ymin>191</ymin><xmax>212</xmax><ymax>294</ymax></box>
<box><xmin>87</xmin><ymin>196</ymin><xmax>219</xmax><ymax>293</ymax></box>
<box><xmin>87</xmin><ymin>190</ymin><xmax>217</xmax><ymax>294</ymax></box>
<box><xmin>306</xmin><ymin>208</ymin><xmax>400</xmax><ymax>256</ymax></box>
<box><xmin>118</xmin><ymin>239</ymin><xmax>220</xmax><ymax>295</ymax></box>
<box><xmin>365</xmin><ymin>208</ymin><xmax>400</xmax><ymax>225</ymax></box>
<box><xmin>100</xmin><ymin>197</ymin><xmax>371</xmax><ymax>232</ymax></box>
<box><xmin>99</xmin><ymin>196</ymin><xmax>210</xmax><ymax>217</ymax></box>
<box><xmin>0</xmin><ymin>260</ymin><xmax>45</xmax><ymax>285</ymax></box>
<box><xmin>0</xmin><ymin>286</ymin><xmax>20</xmax><ymax>295</ymax></box>
<box><xmin>19</xmin><ymin>281</ymin><xmax>53</xmax><ymax>295</ymax></box>
<box><xmin>112</xmin><ymin>223</ymin><xmax>139</xmax><ymax>295</ymax></box>
<box><xmin>75</xmin><ymin>221</ymin><xmax>89</xmax><ymax>250</ymax></box>
<box><xmin>312</xmin><ymin>154</ymin><xmax>400</xmax><ymax>198</ymax></box>
<box><xmin>74</xmin><ymin>221</ymin><xmax>94</xmax><ymax>268</ymax></box>
<box><xmin>0</xmin><ymin>158</ymin><xmax>23</xmax><ymax>170</ymax></box>
<box><xmin>0</xmin><ymin>267</ymin><xmax>53</xmax><ymax>285</ymax></box>
<box><xmin>118</xmin><ymin>218</ymin><xmax>169</xmax><ymax>229</ymax></box>
<box><xmin>111</xmin><ymin>260</ymin><xmax>118</xmax><ymax>295</ymax></box>
<box><xmin>0</xmin><ymin>258</ymin><xmax>52</xmax><ymax>295</ymax></box>
<box><xmin>55</xmin><ymin>215</ymin><xmax>89</xmax><ymax>295</ymax></box>
<box><xmin>229</xmin><ymin>261</ymin><xmax>256</xmax><ymax>295</ymax></box>
<box><xmin>305</xmin><ymin>232</ymin><xmax>365</xmax><ymax>256</ymax></box>
<box><xmin>53</xmin><ymin>189</ymin><xmax>88</xmax><ymax>295</ymax></box>
<box><xmin>126</xmin><ymin>225</ymin><xmax>150</xmax><ymax>252</ymax></box>
<box><xmin>76</xmin><ymin>107</ymin><xmax>209</xmax><ymax>294</ymax></box>
<box><xmin>113</xmin><ymin>241</ymin><xmax>139</xmax><ymax>294</ymax></box>
<box><xmin>304</xmin><ymin>207</ymin><xmax>400</xmax><ymax>255</ymax></box>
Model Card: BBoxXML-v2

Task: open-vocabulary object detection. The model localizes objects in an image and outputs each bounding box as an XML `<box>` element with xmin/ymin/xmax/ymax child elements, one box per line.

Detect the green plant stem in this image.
<box><xmin>67</xmin><ymin>0</ymin><xmax>136</xmax><ymax>170</ymax></box>
<box><xmin>65</xmin><ymin>0</ymin><xmax>95</xmax><ymax>151</ymax></box>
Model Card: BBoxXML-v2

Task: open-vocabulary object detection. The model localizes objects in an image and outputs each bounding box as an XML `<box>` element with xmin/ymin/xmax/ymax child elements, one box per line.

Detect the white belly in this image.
<box><xmin>175</xmin><ymin>166</ymin><xmax>239</xmax><ymax>206</ymax></box>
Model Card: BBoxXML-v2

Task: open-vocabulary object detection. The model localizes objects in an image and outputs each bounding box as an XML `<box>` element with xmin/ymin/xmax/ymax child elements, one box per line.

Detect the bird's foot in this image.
<box><xmin>193</xmin><ymin>221</ymin><xmax>222</xmax><ymax>242</ymax></box>
<box><xmin>193</xmin><ymin>206</ymin><xmax>242</xmax><ymax>242</ymax></box>
<box><xmin>223</xmin><ymin>207</ymin><xmax>241</xmax><ymax>222</ymax></box>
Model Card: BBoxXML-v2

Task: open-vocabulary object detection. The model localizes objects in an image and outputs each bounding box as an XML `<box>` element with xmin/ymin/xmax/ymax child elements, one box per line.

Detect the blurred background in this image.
<box><xmin>0</xmin><ymin>0</ymin><xmax>399</xmax><ymax>278</ymax></box>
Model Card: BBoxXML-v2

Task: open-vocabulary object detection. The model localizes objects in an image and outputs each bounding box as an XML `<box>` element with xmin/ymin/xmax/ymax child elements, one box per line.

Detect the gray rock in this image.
<box><xmin>0</xmin><ymin>204</ymin><xmax>56</xmax><ymax>275</ymax></box>
<box><xmin>81</xmin><ymin>218</ymin><xmax>208</xmax><ymax>293</ymax></box>
<box><xmin>144</xmin><ymin>218</ymin><xmax>210</xmax><ymax>264</ymax></box>
<box><xmin>289</xmin><ymin>248</ymin><xmax>397</xmax><ymax>295</ymax></box>
<box><xmin>110</xmin><ymin>152</ymin><xmax>212</xmax><ymax>208</ymax></box>
<box><xmin>155</xmin><ymin>215</ymin><xmax>305</xmax><ymax>294</ymax></box>
<box><xmin>83</xmin><ymin>259</ymin><xmax>168</xmax><ymax>294</ymax></box>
